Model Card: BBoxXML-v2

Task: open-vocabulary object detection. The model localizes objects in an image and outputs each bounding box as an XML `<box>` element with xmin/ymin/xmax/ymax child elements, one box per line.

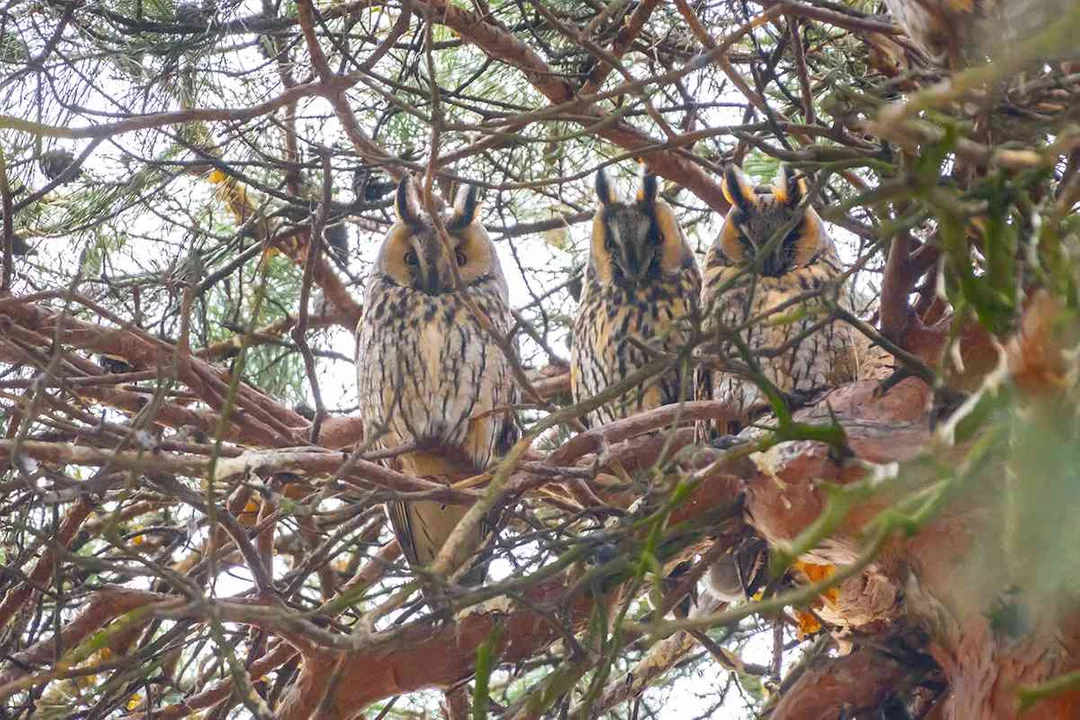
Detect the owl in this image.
<box><xmin>570</xmin><ymin>167</ymin><xmax>702</xmax><ymax>427</ymax></box>
<box><xmin>701</xmin><ymin>164</ymin><xmax>857</xmax><ymax>432</ymax></box>
<box><xmin>355</xmin><ymin>177</ymin><xmax>518</xmax><ymax>588</ymax></box>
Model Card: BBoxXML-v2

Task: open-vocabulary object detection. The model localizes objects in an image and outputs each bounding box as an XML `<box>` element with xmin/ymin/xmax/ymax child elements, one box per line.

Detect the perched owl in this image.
<box><xmin>355</xmin><ymin>177</ymin><xmax>518</xmax><ymax>589</ymax></box>
<box><xmin>701</xmin><ymin>164</ymin><xmax>857</xmax><ymax>432</ymax></box>
<box><xmin>570</xmin><ymin>167</ymin><xmax>702</xmax><ymax>427</ymax></box>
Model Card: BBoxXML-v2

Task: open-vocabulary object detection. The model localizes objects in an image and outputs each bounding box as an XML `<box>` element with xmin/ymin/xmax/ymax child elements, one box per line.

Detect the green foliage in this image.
<box><xmin>1004</xmin><ymin>393</ymin><xmax>1080</xmax><ymax>603</ymax></box>
<box><xmin>740</xmin><ymin>153</ymin><xmax>780</xmax><ymax>185</ymax></box>
<box><xmin>0</xmin><ymin>30</ymin><xmax>28</xmax><ymax>66</ymax></box>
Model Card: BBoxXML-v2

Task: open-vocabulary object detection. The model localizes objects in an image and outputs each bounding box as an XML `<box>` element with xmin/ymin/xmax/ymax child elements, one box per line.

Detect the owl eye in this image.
<box><xmin>404</xmin><ymin>251</ymin><xmax>419</xmax><ymax>266</ymax></box>
<box><xmin>455</xmin><ymin>250</ymin><xmax>467</xmax><ymax>266</ymax></box>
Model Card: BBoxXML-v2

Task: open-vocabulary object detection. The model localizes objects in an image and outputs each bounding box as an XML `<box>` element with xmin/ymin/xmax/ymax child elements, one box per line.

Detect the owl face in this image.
<box><xmin>713</xmin><ymin>164</ymin><xmax>827</xmax><ymax>278</ymax></box>
<box><xmin>589</xmin><ymin>168</ymin><xmax>694</xmax><ymax>287</ymax></box>
<box><xmin>375</xmin><ymin>178</ymin><xmax>502</xmax><ymax>296</ymax></box>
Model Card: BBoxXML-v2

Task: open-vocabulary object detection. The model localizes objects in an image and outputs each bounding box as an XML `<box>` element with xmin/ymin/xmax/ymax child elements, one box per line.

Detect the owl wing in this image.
<box><xmin>782</xmin><ymin>253</ymin><xmax>859</xmax><ymax>389</ymax></box>
<box><xmin>570</xmin><ymin>288</ymin><xmax>616</xmax><ymax>427</ymax></box>
<box><xmin>442</xmin><ymin>287</ymin><xmax>520</xmax><ymax>465</ymax></box>
<box><xmin>354</xmin><ymin>286</ymin><xmax>411</xmax><ymax>453</ymax></box>
<box><xmin>658</xmin><ymin>262</ymin><xmax>703</xmax><ymax>408</ymax></box>
<box><xmin>852</xmin><ymin>326</ymin><xmax>896</xmax><ymax>381</ymax></box>
<box><xmin>470</xmin><ymin>303</ymin><xmax>519</xmax><ymax>553</ymax></box>
<box><xmin>490</xmin><ymin>352</ymin><xmax>520</xmax><ymax>457</ymax></box>
<box><xmin>699</xmin><ymin>263</ymin><xmax>749</xmax><ymax>434</ymax></box>
<box><xmin>387</xmin><ymin>497</ymin><xmax>490</xmax><ymax>581</ymax></box>
<box><xmin>387</xmin><ymin>498</ymin><xmax>420</xmax><ymax>567</ymax></box>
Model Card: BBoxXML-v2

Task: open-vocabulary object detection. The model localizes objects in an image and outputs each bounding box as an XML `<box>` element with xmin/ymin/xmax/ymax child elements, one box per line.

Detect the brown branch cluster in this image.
<box><xmin>1</xmin><ymin>0</ymin><xmax>1078</xmax><ymax>717</ymax></box>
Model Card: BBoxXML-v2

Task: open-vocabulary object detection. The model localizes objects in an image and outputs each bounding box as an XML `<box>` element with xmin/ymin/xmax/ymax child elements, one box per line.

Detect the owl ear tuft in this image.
<box><xmin>772</xmin><ymin>164</ymin><xmax>806</xmax><ymax>206</ymax></box>
<box><xmin>637</xmin><ymin>166</ymin><xmax>659</xmax><ymax>205</ymax></box>
<box><xmin>451</xmin><ymin>183</ymin><xmax>480</xmax><ymax>227</ymax></box>
<box><xmin>721</xmin><ymin>165</ymin><xmax>759</xmax><ymax>213</ymax></box>
<box><xmin>595</xmin><ymin>169</ymin><xmax>617</xmax><ymax>207</ymax></box>
<box><xmin>394</xmin><ymin>176</ymin><xmax>423</xmax><ymax>224</ymax></box>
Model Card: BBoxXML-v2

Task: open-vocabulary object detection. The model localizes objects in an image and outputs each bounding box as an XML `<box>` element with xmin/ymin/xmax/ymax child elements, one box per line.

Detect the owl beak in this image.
<box><xmin>410</xmin><ymin>238</ymin><xmax>439</xmax><ymax>295</ymax></box>
<box><xmin>621</xmin><ymin>237</ymin><xmax>657</xmax><ymax>283</ymax></box>
<box><xmin>635</xmin><ymin>245</ymin><xmax>657</xmax><ymax>282</ymax></box>
<box><xmin>433</xmin><ymin>259</ymin><xmax>456</xmax><ymax>294</ymax></box>
<box><xmin>414</xmin><ymin>237</ymin><xmax>456</xmax><ymax>295</ymax></box>
<box><xmin>622</xmin><ymin>241</ymin><xmax>657</xmax><ymax>283</ymax></box>
<box><xmin>760</xmin><ymin>245</ymin><xmax>787</xmax><ymax>277</ymax></box>
<box><xmin>622</xmin><ymin>241</ymin><xmax>640</xmax><ymax>280</ymax></box>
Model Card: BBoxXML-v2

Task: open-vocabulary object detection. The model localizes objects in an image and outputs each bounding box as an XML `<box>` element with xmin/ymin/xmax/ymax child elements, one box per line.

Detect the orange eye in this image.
<box><xmin>455</xmin><ymin>250</ymin><xmax>467</xmax><ymax>266</ymax></box>
<box><xmin>404</xmin><ymin>251</ymin><xmax>418</xmax><ymax>266</ymax></box>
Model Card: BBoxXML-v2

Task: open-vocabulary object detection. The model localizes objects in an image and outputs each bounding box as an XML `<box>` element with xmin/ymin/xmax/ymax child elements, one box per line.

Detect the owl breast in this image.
<box><xmin>702</xmin><ymin>263</ymin><xmax>857</xmax><ymax>419</ymax></box>
<box><xmin>571</xmin><ymin>267</ymin><xmax>700</xmax><ymax>426</ymax></box>
<box><xmin>356</xmin><ymin>277</ymin><xmax>516</xmax><ymax>470</ymax></box>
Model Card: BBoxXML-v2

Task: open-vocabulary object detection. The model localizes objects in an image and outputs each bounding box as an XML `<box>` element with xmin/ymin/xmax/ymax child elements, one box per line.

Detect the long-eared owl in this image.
<box><xmin>570</xmin><ymin>167</ymin><xmax>702</xmax><ymax>426</ymax></box>
<box><xmin>701</xmin><ymin>164</ymin><xmax>856</xmax><ymax>429</ymax></box>
<box><xmin>355</xmin><ymin>177</ymin><xmax>518</xmax><ymax>584</ymax></box>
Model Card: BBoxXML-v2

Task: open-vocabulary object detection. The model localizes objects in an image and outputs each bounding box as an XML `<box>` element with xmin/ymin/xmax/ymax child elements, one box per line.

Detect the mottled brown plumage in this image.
<box><xmin>570</xmin><ymin>167</ymin><xmax>702</xmax><ymax>427</ymax></box>
<box><xmin>355</xmin><ymin>177</ymin><xmax>517</xmax><ymax>586</ymax></box>
<box><xmin>701</xmin><ymin>165</ymin><xmax>857</xmax><ymax>428</ymax></box>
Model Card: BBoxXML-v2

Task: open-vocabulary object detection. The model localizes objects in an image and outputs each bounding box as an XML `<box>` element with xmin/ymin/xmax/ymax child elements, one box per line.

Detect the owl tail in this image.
<box><xmin>402</xmin><ymin>451</ymin><xmax>473</xmax><ymax>479</ymax></box>
<box><xmin>387</xmin><ymin>499</ymin><xmax>490</xmax><ymax>598</ymax></box>
<box><xmin>388</xmin><ymin>451</ymin><xmax>491</xmax><ymax>599</ymax></box>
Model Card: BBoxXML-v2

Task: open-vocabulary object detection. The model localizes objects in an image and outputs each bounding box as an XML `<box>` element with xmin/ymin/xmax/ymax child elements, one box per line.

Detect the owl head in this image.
<box><xmin>589</xmin><ymin>166</ymin><xmax>695</xmax><ymax>286</ymax></box>
<box><xmin>372</xmin><ymin>177</ymin><xmax>505</xmax><ymax>296</ymax></box>
<box><xmin>711</xmin><ymin>164</ymin><xmax>830</xmax><ymax>278</ymax></box>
